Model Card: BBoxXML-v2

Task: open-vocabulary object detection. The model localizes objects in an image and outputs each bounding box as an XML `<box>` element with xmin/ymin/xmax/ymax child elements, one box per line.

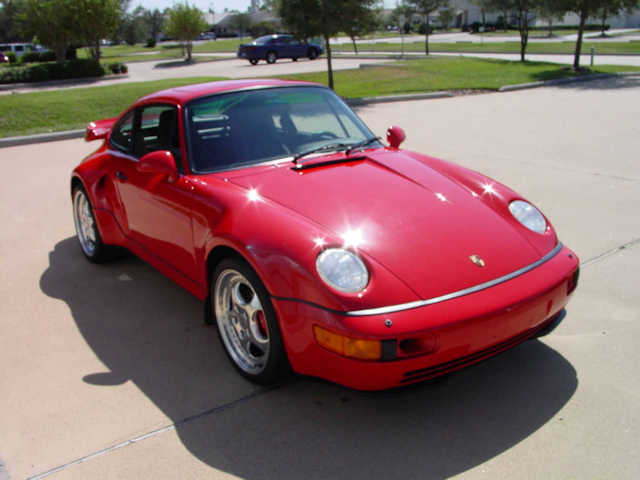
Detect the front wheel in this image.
<box><xmin>308</xmin><ymin>48</ymin><xmax>318</xmax><ymax>60</ymax></box>
<box><xmin>210</xmin><ymin>258</ymin><xmax>289</xmax><ymax>384</ymax></box>
<box><xmin>266</xmin><ymin>51</ymin><xmax>277</xmax><ymax>64</ymax></box>
<box><xmin>249</xmin><ymin>58</ymin><xmax>258</xmax><ymax>65</ymax></box>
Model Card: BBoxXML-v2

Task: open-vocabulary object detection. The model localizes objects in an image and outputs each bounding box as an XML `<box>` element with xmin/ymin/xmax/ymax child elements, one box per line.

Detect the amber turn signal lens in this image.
<box><xmin>313</xmin><ymin>325</ymin><xmax>382</xmax><ymax>361</ymax></box>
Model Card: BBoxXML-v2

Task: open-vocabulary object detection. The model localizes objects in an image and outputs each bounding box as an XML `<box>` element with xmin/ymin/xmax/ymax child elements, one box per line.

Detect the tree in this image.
<box><xmin>342</xmin><ymin>0</ymin><xmax>380</xmax><ymax>53</ymax></box>
<box><xmin>20</xmin><ymin>0</ymin><xmax>76</xmax><ymax>60</ymax></box>
<box><xmin>0</xmin><ymin>0</ymin><xmax>26</xmax><ymax>43</ymax></box>
<box><xmin>165</xmin><ymin>2</ymin><xmax>207</xmax><ymax>61</ymax></box>
<box><xmin>563</xmin><ymin>0</ymin><xmax>639</xmax><ymax>70</ymax></box>
<box><xmin>278</xmin><ymin>0</ymin><xmax>339</xmax><ymax>90</ymax></box>
<box><xmin>391</xmin><ymin>0</ymin><xmax>416</xmax><ymax>34</ymax></box>
<box><xmin>144</xmin><ymin>8</ymin><xmax>165</xmax><ymax>43</ymax></box>
<box><xmin>536</xmin><ymin>0</ymin><xmax>567</xmax><ymax>37</ymax></box>
<box><xmin>407</xmin><ymin>0</ymin><xmax>449</xmax><ymax>55</ymax></box>
<box><xmin>439</xmin><ymin>6</ymin><xmax>456</xmax><ymax>30</ymax></box>
<box><xmin>229</xmin><ymin>13</ymin><xmax>252</xmax><ymax>38</ymax></box>
<box><xmin>72</xmin><ymin>0</ymin><xmax>121</xmax><ymax>59</ymax></box>
<box><xmin>119</xmin><ymin>7</ymin><xmax>147</xmax><ymax>45</ymax></box>
<box><xmin>472</xmin><ymin>0</ymin><xmax>494</xmax><ymax>27</ymax></box>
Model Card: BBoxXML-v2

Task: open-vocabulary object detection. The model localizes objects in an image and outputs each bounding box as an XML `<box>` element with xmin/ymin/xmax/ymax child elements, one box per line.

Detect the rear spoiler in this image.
<box><xmin>85</xmin><ymin>117</ymin><xmax>117</xmax><ymax>142</ymax></box>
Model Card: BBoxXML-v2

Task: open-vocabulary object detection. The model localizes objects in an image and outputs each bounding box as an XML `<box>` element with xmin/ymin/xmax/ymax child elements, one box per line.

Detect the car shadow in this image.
<box><xmin>40</xmin><ymin>237</ymin><xmax>578</xmax><ymax>479</ymax></box>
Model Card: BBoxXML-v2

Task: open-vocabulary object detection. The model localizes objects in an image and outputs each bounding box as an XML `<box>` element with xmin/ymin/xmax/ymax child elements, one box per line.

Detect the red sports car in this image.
<box><xmin>72</xmin><ymin>79</ymin><xmax>579</xmax><ymax>390</ymax></box>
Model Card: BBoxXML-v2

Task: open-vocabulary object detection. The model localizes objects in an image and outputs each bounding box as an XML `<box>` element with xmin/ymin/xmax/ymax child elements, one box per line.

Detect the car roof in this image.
<box><xmin>137</xmin><ymin>79</ymin><xmax>323</xmax><ymax>105</ymax></box>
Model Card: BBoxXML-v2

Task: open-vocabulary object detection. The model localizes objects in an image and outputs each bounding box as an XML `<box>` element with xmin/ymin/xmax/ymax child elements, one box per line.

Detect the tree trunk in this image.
<box><xmin>324</xmin><ymin>35</ymin><xmax>334</xmax><ymax>90</ymax></box>
<box><xmin>54</xmin><ymin>43</ymin><xmax>66</xmax><ymax>62</ymax></box>
<box><xmin>519</xmin><ymin>10</ymin><xmax>528</xmax><ymax>62</ymax></box>
<box><xmin>424</xmin><ymin>15</ymin><xmax>429</xmax><ymax>55</ymax></box>
<box><xmin>351</xmin><ymin>36</ymin><xmax>358</xmax><ymax>54</ymax></box>
<box><xmin>601</xmin><ymin>12</ymin><xmax>607</xmax><ymax>36</ymax></box>
<box><xmin>548</xmin><ymin>19</ymin><xmax>553</xmax><ymax>38</ymax></box>
<box><xmin>574</xmin><ymin>10</ymin><xmax>587</xmax><ymax>70</ymax></box>
<box><xmin>186</xmin><ymin>41</ymin><xmax>192</xmax><ymax>61</ymax></box>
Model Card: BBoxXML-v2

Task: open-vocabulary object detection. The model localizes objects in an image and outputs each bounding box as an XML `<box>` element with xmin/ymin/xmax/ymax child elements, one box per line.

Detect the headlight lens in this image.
<box><xmin>509</xmin><ymin>200</ymin><xmax>547</xmax><ymax>234</ymax></box>
<box><xmin>316</xmin><ymin>248</ymin><xmax>369</xmax><ymax>293</ymax></box>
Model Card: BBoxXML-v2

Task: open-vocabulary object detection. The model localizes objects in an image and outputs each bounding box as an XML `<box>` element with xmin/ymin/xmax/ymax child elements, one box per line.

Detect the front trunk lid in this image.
<box><xmin>227</xmin><ymin>151</ymin><xmax>543</xmax><ymax>300</ymax></box>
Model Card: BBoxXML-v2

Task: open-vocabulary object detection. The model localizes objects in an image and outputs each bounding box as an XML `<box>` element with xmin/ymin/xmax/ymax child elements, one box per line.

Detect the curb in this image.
<box><xmin>498</xmin><ymin>72</ymin><xmax>637</xmax><ymax>92</ymax></box>
<box><xmin>0</xmin><ymin>129</ymin><xmax>84</xmax><ymax>148</ymax></box>
<box><xmin>346</xmin><ymin>91</ymin><xmax>453</xmax><ymax>106</ymax></box>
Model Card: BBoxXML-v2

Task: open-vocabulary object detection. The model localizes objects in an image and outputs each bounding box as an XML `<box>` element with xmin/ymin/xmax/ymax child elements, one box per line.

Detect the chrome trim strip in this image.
<box><xmin>345</xmin><ymin>243</ymin><xmax>564</xmax><ymax>317</ymax></box>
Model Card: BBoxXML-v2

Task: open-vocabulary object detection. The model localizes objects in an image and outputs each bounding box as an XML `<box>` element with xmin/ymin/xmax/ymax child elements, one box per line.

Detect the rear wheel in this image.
<box><xmin>249</xmin><ymin>58</ymin><xmax>258</xmax><ymax>65</ymax></box>
<box><xmin>292</xmin><ymin>57</ymin><xmax>298</xmax><ymax>62</ymax></box>
<box><xmin>266</xmin><ymin>51</ymin><xmax>277</xmax><ymax>64</ymax></box>
<box><xmin>210</xmin><ymin>257</ymin><xmax>289</xmax><ymax>384</ymax></box>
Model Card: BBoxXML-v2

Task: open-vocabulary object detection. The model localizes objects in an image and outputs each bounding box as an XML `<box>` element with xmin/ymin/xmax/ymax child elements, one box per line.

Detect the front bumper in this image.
<box><xmin>272</xmin><ymin>245</ymin><xmax>579</xmax><ymax>390</ymax></box>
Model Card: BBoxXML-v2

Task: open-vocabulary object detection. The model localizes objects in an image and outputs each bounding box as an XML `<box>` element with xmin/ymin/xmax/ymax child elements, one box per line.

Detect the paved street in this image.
<box><xmin>0</xmin><ymin>76</ymin><xmax>639</xmax><ymax>479</ymax></box>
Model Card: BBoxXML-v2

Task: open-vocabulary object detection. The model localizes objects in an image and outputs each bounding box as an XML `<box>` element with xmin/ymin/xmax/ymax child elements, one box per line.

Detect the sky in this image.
<box><xmin>138</xmin><ymin>1</ymin><xmax>396</xmax><ymax>14</ymax></box>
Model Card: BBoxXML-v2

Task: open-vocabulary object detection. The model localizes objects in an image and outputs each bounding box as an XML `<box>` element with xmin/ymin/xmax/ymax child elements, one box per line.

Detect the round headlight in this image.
<box><xmin>316</xmin><ymin>248</ymin><xmax>369</xmax><ymax>293</ymax></box>
<box><xmin>509</xmin><ymin>200</ymin><xmax>547</xmax><ymax>234</ymax></box>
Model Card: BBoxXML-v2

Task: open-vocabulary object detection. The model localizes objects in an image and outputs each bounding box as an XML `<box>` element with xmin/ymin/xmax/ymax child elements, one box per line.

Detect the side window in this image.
<box><xmin>110</xmin><ymin>111</ymin><xmax>135</xmax><ymax>153</ymax></box>
<box><xmin>135</xmin><ymin>105</ymin><xmax>180</xmax><ymax>158</ymax></box>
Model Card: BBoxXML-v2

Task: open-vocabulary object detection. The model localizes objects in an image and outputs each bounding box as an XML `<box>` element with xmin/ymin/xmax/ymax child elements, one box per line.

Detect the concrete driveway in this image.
<box><xmin>1</xmin><ymin>76</ymin><xmax>638</xmax><ymax>479</ymax></box>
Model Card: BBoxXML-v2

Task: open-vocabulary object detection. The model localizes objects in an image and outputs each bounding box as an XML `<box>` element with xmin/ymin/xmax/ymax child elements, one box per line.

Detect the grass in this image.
<box><xmin>333</xmin><ymin>40</ymin><xmax>640</xmax><ymax>55</ymax></box>
<box><xmin>0</xmin><ymin>77</ymin><xmax>223</xmax><ymax>137</ymax></box>
<box><xmin>273</xmin><ymin>57</ymin><xmax>640</xmax><ymax>98</ymax></box>
<box><xmin>480</xmin><ymin>29</ymin><xmax>581</xmax><ymax>37</ymax></box>
<box><xmin>1</xmin><ymin>57</ymin><xmax>638</xmax><ymax>138</ymax></box>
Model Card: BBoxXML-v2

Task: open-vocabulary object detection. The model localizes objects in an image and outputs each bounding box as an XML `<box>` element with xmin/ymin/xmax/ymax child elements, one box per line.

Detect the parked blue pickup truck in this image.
<box><xmin>237</xmin><ymin>34</ymin><xmax>323</xmax><ymax>65</ymax></box>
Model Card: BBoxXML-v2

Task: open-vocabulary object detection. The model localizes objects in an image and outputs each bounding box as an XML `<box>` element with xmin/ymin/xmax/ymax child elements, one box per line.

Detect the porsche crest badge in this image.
<box><xmin>469</xmin><ymin>254</ymin><xmax>486</xmax><ymax>267</ymax></box>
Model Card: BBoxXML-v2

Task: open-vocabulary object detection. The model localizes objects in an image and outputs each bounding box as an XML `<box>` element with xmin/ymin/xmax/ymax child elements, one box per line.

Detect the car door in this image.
<box><xmin>288</xmin><ymin>38</ymin><xmax>305</xmax><ymax>58</ymax></box>
<box><xmin>109</xmin><ymin>104</ymin><xmax>199</xmax><ymax>284</ymax></box>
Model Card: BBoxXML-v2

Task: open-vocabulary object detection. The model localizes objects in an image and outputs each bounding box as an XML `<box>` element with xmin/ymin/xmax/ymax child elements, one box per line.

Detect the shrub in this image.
<box><xmin>21</xmin><ymin>51</ymin><xmax>57</xmax><ymax>63</ymax></box>
<box><xmin>107</xmin><ymin>62</ymin><xmax>127</xmax><ymax>74</ymax></box>
<box><xmin>7</xmin><ymin>52</ymin><xmax>17</xmax><ymax>64</ymax></box>
<box><xmin>0</xmin><ymin>59</ymin><xmax>105</xmax><ymax>84</ymax></box>
<box><xmin>145</xmin><ymin>38</ymin><xmax>157</xmax><ymax>48</ymax></box>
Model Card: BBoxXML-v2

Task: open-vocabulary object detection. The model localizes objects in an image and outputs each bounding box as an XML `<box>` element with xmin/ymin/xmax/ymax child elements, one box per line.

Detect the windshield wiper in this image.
<box><xmin>345</xmin><ymin>136</ymin><xmax>381</xmax><ymax>156</ymax></box>
<box><xmin>293</xmin><ymin>142</ymin><xmax>354</xmax><ymax>163</ymax></box>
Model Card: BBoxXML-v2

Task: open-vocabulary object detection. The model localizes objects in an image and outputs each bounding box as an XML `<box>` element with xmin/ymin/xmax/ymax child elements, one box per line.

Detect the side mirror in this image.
<box><xmin>138</xmin><ymin>150</ymin><xmax>178</xmax><ymax>182</ymax></box>
<box><xmin>386</xmin><ymin>126</ymin><xmax>406</xmax><ymax>149</ymax></box>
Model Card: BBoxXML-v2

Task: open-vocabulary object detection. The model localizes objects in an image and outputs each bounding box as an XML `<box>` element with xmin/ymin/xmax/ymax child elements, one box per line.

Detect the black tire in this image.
<box><xmin>308</xmin><ymin>48</ymin><xmax>318</xmax><ymax>60</ymax></box>
<box><xmin>72</xmin><ymin>185</ymin><xmax>122</xmax><ymax>263</ymax></box>
<box><xmin>249</xmin><ymin>58</ymin><xmax>258</xmax><ymax>65</ymax></box>
<box><xmin>209</xmin><ymin>257</ymin><xmax>290</xmax><ymax>385</ymax></box>
<box><xmin>266</xmin><ymin>51</ymin><xmax>277</xmax><ymax>64</ymax></box>
<box><xmin>292</xmin><ymin>57</ymin><xmax>298</xmax><ymax>62</ymax></box>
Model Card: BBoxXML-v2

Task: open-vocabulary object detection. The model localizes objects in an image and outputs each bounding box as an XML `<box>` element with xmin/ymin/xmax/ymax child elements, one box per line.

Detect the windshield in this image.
<box><xmin>185</xmin><ymin>86</ymin><xmax>377</xmax><ymax>173</ymax></box>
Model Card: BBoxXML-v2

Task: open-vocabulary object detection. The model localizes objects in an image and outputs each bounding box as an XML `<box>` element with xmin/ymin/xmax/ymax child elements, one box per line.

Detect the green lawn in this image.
<box><xmin>334</xmin><ymin>40</ymin><xmax>640</xmax><ymax>55</ymax></box>
<box><xmin>1</xmin><ymin>57</ymin><xmax>638</xmax><ymax>138</ymax></box>
<box><xmin>0</xmin><ymin>77</ymin><xmax>223</xmax><ymax>138</ymax></box>
<box><xmin>274</xmin><ymin>57</ymin><xmax>639</xmax><ymax>98</ymax></box>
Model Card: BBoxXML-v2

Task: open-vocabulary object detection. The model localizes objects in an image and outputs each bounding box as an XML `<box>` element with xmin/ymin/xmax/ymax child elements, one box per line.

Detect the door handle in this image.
<box><xmin>115</xmin><ymin>171</ymin><xmax>127</xmax><ymax>181</ymax></box>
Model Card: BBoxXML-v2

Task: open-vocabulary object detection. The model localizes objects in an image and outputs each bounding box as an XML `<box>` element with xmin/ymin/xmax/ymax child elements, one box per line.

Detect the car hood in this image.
<box><xmin>227</xmin><ymin>150</ymin><xmax>550</xmax><ymax>300</ymax></box>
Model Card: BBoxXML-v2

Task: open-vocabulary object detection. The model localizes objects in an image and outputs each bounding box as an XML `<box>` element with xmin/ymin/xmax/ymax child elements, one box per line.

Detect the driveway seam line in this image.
<box><xmin>581</xmin><ymin>237</ymin><xmax>640</xmax><ymax>268</ymax></box>
<box><xmin>26</xmin><ymin>386</ymin><xmax>280</xmax><ymax>480</ymax></box>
